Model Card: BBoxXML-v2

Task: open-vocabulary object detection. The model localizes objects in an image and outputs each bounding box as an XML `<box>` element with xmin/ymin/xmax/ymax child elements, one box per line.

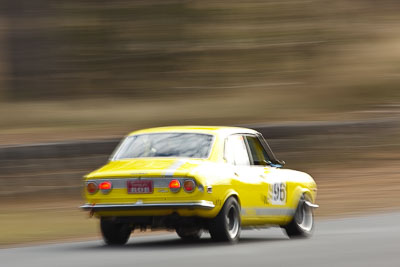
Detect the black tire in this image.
<box><xmin>208</xmin><ymin>197</ymin><xmax>241</xmax><ymax>243</ymax></box>
<box><xmin>283</xmin><ymin>194</ymin><xmax>314</xmax><ymax>238</ymax></box>
<box><xmin>100</xmin><ymin>217</ymin><xmax>131</xmax><ymax>245</ymax></box>
<box><xmin>176</xmin><ymin>226</ymin><xmax>203</xmax><ymax>241</ymax></box>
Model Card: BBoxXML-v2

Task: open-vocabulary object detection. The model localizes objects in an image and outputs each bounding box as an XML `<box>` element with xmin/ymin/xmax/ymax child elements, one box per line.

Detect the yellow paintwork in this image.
<box><xmin>83</xmin><ymin>126</ymin><xmax>318</xmax><ymax>227</ymax></box>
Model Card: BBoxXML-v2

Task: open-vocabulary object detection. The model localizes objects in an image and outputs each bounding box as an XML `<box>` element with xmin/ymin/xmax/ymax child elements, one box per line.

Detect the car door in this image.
<box><xmin>243</xmin><ymin>134</ymin><xmax>291</xmax><ymax>223</ymax></box>
<box><xmin>224</xmin><ymin>134</ymin><xmax>267</xmax><ymax>221</ymax></box>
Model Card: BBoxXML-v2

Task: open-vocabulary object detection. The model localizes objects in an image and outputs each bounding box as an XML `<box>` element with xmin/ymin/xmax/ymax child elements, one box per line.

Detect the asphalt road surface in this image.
<box><xmin>2</xmin><ymin>212</ymin><xmax>400</xmax><ymax>267</ymax></box>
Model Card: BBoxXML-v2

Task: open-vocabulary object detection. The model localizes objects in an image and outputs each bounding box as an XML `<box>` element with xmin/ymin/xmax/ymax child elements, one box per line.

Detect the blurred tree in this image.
<box><xmin>0</xmin><ymin>0</ymin><xmax>400</xmax><ymax>108</ymax></box>
<box><xmin>3</xmin><ymin>0</ymin><xmax>61</xmax><ymax>100</ymax></box>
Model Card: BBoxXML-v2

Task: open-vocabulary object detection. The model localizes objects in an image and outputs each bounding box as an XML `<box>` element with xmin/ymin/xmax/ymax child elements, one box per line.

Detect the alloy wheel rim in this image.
<box><xmin>226</xmin><ymin>206</ymin><xmax>239</xmax><ymax>238</ymax></box>
<box><xmin>295</xmin><ymin>200</ymin><xmax>313</xmax><ymax>232</ymax></box>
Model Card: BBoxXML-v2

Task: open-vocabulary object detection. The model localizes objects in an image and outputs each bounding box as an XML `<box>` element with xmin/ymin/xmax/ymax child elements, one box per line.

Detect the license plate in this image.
<box><xmin>127</xmin><ymin>180</ymin><xmax>153</xmax><ymax>194</ymax></box>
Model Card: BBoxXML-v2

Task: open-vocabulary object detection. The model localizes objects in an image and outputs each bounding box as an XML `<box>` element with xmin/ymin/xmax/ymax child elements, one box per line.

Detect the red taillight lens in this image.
<box><xmin>86</xmin><ymin>182</ymin><xmax>98</xmax><ymax>194</ymax></box>
<box><xmin>169</xmin><ymin>179</ymin><xmax>181</xmax><ymax>192</ymax></box>
<box><xmin>99</xmin><ymin>181</ymin><xmax>112</xmax><ymax>190</ymax></box>
<box><xmin>183</xmin><ymin>180</ymin><xmax>195</xmax><ymax>192</ymax></box>
<box><xmin>99</xmin><ymin>181</ymin><xmax>112</xmax><ymax>193</ymax></box>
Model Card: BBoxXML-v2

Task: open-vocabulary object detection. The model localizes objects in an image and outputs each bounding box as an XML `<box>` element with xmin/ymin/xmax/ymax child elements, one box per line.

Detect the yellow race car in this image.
<box><xmin>81</xmin><ymin>126</ymin><xmax>318</xmax><ymax>244</ymax></box>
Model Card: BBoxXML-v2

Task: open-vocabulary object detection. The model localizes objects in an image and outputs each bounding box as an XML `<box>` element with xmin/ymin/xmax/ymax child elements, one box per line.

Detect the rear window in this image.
<box><xmin>112</xmin><ymin>133</ymin><xmax>214</xmax><ymax>160</ymax></box>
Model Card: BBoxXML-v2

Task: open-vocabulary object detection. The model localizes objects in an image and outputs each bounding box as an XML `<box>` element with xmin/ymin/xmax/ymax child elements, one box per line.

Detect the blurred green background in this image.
<box><xmin>1</xmin><ymin>0</ymin><xmax>400</xmax><ymax>144</ymax></box>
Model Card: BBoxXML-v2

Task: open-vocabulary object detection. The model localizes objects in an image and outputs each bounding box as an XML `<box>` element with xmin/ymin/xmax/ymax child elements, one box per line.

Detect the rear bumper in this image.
<box><xmin>80</xmin><ymin>200</ymin><xmax>215</xmax><ymax>211</ymax></box>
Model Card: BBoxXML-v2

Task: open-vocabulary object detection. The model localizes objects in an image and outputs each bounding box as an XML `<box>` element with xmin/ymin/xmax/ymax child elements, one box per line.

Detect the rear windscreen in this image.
<box><xmin>113</xmin><ymin>133</ymin><xmax>214</xmax><ymax>160</ymax></box>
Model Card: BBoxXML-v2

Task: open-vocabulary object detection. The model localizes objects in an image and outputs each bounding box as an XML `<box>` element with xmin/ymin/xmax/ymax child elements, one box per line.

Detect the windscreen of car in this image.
<box><xmin>112</xmin><ymin>133</ymin><xmax>214</xmax><ymax>160</ymax></box>
<box><xmin>244</xmin><ymin>135</ymin><xmax>270</xmax><ymax>165</ymax></box>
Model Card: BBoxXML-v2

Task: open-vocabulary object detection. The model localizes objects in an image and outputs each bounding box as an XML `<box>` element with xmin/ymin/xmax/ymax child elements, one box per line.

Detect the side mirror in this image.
<box><xmin>267</xmin><ymin>160</ymin><xmax>285</xmax><ymax>168</ymax></box>
<box><xmin>277</xmin><ymin>160</ymin><xmax>285</xmax><ymax>167</ymax></box>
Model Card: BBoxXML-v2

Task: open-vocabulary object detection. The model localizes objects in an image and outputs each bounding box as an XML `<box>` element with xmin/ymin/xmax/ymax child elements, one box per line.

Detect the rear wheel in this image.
<box><xmin>283</xmin><ymin>194</ymin><xmax>314</xmax><ymax>238</ymax></box>
<box><xmin>100</xmin><ymin>217</ymin><xmax>131</xmax><ymax>245</ymax></box>
<box><xmin>209</xmin><ymin>197</ymin><xmax>241</xmax><ymax>243</ymax></box>
<box><xmin>176</xmin><ymin>226</ymin><xmax>203</xmax><ymax>241</ymax></box>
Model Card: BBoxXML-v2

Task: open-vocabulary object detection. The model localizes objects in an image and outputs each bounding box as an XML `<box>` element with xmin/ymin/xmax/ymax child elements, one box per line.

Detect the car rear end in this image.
<box><xmin>81</xmin><ymin>160</ymin><xmax>216</xmax><ymax>218</ymax></box>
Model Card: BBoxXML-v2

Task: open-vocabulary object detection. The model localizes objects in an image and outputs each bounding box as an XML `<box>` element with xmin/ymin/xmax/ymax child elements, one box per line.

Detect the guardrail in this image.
<box><xmin>0</xmin><ymin>118</ymin><xmax>397</xmax><ymax>161</ymax></box>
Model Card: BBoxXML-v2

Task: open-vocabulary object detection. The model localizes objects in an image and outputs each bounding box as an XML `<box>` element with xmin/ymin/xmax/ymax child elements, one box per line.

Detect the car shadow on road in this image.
<box><xmin>74</xmin><ymin>235</ymin><xmax>288</xmax><ymax>251</ymax></box>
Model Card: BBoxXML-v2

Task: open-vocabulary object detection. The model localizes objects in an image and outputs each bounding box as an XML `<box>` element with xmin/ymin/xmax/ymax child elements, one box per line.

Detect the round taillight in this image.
<box><xmin>169</xmin><ymin>179</ymin><xmax>181</xmax><ymax>193</ymax></box>
<box><xmin>86</xmin><ymin>182</ymin><xmax>98</xmax><ymax>194</ymax></box>
<box><xmin>183</xmin><ymin>179</ymin><xmax>195</xmax><ymax>193</ymax></box>
<box><xmin>99</xmin><ymin>181</ymin><xmax>112</xmax><ymax>194</ymax></box>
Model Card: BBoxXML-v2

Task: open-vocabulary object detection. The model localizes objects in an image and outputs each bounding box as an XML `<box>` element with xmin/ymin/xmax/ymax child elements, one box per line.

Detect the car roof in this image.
<box><xmin>128</xmin><ymin>125</ymin><xmax>259</xmax><ymax>137</ymax></box>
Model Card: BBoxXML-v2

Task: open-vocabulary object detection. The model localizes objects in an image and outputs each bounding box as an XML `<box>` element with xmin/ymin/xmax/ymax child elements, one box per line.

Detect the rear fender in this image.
<box><xmin>221</xmin><ymin>189</ymin><xmax>240</xmax><ymax>208</ymax></box>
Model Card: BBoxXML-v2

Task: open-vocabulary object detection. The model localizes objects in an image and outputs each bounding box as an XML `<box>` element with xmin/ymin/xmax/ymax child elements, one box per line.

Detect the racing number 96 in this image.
<box><xmin>270</xmin><ymin>182</ymin><xmax>286</xmax><ymax>205</ymax></box>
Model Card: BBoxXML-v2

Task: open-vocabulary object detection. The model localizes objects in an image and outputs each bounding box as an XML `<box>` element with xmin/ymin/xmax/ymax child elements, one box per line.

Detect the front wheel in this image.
<box><xmin>100</xmin><ymin>217</ymin><xmax>132</xmax><ymax>245</ymax></box>
<box><xmin>283</xmin><ymin>194</ymin><xmax>314</xmax><ymax>238</ymax></box>
<box><xmin>208</xmin><ymin>197</ymin><xmax>241</xmax><ymax>243</ymax></box>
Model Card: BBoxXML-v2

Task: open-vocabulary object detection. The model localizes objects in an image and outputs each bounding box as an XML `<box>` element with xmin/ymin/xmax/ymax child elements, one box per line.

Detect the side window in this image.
<box><xmin>244</xmin><ymin>135</ymin><xmax>270</xmax><ymax>165</ymax></box>
<box><xmin>224</xmin><ymin>135</ymin><xmax>250</xmax><ymax>166</ymax></box>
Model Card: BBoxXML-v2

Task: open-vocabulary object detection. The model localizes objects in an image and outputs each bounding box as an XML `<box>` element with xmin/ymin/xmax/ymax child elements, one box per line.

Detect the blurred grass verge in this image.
<box><xmin>0</xmin><ymin>201</ymin><xmax>97</xmax><ymax>247</ymax></box>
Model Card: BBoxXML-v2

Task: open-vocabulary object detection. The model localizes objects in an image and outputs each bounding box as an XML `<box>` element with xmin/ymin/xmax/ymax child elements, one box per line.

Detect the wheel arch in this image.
<box><xmin>291</xmin><ymin>186</ymin><xmax>315</xmax><ymax>208</ymax></box>
<box><xmin>222</xmin><ymin>189</ymin><xmax>241</xmax><ymax>208</ymax></box>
